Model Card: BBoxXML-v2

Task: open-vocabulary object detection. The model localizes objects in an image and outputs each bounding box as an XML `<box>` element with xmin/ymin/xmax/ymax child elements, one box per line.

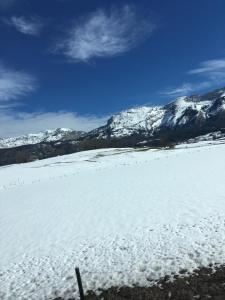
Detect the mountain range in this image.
<box><xmin>0</xmin><ymin>86</ymin><xmax>225</xmax><ymax>165</ymax></box>
<box><xmin>0</xmin><ymin>128</ymin><xmax>84</xmax><ymax>149</ymax></box>
<box><xmin>88</xmin><ymin>88</ymin><xmax>225</xmax><ymax>141</ymax></box>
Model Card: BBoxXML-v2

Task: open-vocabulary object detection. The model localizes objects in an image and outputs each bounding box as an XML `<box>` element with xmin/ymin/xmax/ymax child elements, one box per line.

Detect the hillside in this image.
<box><xmin>1</xmin><ymin>140</ymin><xmax>225</xmax><ymax>299</ymax></box>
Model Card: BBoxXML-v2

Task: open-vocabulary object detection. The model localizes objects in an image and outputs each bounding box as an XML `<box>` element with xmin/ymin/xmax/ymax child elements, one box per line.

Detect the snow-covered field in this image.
<box><xmin>1</xmin><ymin>141</ymin><xmax>225</xmax><ymax>299</ymax></box>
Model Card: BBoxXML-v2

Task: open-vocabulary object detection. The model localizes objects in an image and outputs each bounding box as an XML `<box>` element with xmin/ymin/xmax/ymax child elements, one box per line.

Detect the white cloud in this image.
<box><xmin>0</xmin><ymin>64</ymin><xmax>107</xmax><ymax>138</ymax></box>
<box><xmin>0</xmin><ymin>111</ymin><xmax>108</xmax><ymax>137</ymax></box>
<box><xmin>0</xmin><ymin>64</ymin><xmax>37</xmax><ymax>102</ymax></box>
<box><xmin>162</xmin><ymin>81</ymin><xmax>213</xmax><ymax>97</ymax></box>
<box><xmin>188</xmin><ymin>58</ymin><xmax>225</xmax><ymax>86</ymax></box>
<box><xmin>162</xmin><ymin>83</ymin><xmax>194</xmax><ymax>96</ymax></box>
<box><xmin>55</xmin><ymin>5</ymin><xmax>155</xmax><ymax>62</ymax></box>
<box><xmin>5</xmin><ymin>16</ymin><xmax>44</xmax><ymax>36</ymax></box>
<box><xmin>189</xmin><ymin>59</ymin><xmax>225</xmax><ymax>75</ymax></box>
<box><xmin>162</xmin><ymin>57</ymin><xmax>225</xmax><ymax>97</ymax></box>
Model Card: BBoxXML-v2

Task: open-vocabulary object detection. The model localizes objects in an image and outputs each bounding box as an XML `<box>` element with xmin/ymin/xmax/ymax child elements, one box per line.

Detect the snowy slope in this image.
<box><xmin>90</xmin><ymin>106</ymin><xmax>165</xmax><ymax>138</ymax></box>
<box><xmin>0</xmin><ymin>128</ymin><xmax>83</xmax><ymax>149</ymax></box>
<box><xmin>161</xmin><ymin>97</ymin><xmax>212</xmax><ymax>127</ymax></box>
<box><xmin>1</xmin><ymin>142</ymin><xmax>225</xmax><ymax>299</ymax></box>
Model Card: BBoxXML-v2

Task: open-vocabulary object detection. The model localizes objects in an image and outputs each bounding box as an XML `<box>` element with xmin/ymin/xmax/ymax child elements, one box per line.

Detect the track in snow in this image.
<box><xmin>0</xmin><ymin>142</ymin><xmax>225</xmax><ymax>299</ymax></box>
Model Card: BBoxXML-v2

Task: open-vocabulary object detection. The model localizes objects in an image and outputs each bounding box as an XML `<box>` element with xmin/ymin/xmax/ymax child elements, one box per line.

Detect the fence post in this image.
<box><xmin>75</xmin><ymin>267</ymin><xmax>85</xmax><ymax>300</ymax></box>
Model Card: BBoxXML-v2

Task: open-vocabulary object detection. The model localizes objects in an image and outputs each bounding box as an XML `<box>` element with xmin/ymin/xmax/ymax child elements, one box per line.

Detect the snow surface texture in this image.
<box><xmin>1</xmin><ymin>142</ymin><xmax>225</xmax><ymax>299</ymax></box>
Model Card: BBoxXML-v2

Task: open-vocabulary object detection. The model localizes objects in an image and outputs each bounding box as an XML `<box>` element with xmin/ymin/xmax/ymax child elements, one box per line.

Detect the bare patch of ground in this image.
<box><xmin>54</xmin><ymin>265</ymin><xmax>225</xmax><ymax>300</ymax></box>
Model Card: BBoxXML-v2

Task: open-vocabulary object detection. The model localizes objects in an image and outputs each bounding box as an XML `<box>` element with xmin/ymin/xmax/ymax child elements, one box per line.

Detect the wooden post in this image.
<box><xmin>75</xmin><ymin>267</ymin><xmax>85</xmax><ymax>300</ymax></box>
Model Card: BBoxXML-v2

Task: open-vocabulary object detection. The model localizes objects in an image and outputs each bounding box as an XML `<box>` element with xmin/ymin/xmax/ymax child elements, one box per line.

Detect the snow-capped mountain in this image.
<box><xmin>1</xmin><ymin>87</ymin><xmax>225</xmax><ymax>149</ymax></box>
<box><xmin>89</xmin><ymin>106</ymin><xmax>165</xmax><ymax>138</ymax></box>
<box><xmin>89</xmin><ymin>88</ymin><xmax>225</xmax><ymax>140</ymax></box>
<box><xmin>0</xmin><ymin>128</ymin><xmax>84</xmax><ymax>149</ymax></box>
<box><xmin>0</xmin><ymin>86</ymin><xmax>225</xmax><ymax>166</ymax></box>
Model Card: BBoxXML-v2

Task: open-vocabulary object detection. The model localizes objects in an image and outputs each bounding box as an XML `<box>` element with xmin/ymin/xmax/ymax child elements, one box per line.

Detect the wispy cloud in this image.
<box><xmin>55</xmin><ymin>5</ymin><xmax>155</xmax><ymax>62</ymax></box>
<box><xmin>189</xmin><ymin>59</ymin><xmax>225</xmax><ymax>75</ymax></box>
<box><xmin>4</xmin><ymin>16</ymin><xmax>44</xmax><ymax>36</ymax></box>
<box><xmin>162</xmin><ymin>83</ymin><xmax>194</xmax><ymax>97</ymax></box>
<box><xmin>0</xmin><ymin>111</ymin><xmax>108</xmax><ymax>137</ymax></box>
<box><xmin>162</xmin><ymin>58</ymin><xmax>225</xmax><ymax>97</ymax></box>
<box><xmin>188</xmin><ymin>58</ymin><xmax>225</xmax><ymax>85</ymax></box>
<box><xmin>162</xmin><ymin>81</ymin><xmax>213</xmax><ymax>97</ymax></box>
<box><xmin>0</xmin><ymin>64</ymin><xmax>37</xmax><ymax>103</ymax></box>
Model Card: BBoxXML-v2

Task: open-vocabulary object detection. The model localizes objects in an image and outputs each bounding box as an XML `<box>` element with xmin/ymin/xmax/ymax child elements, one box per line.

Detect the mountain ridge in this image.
<box><xmin>87</xmin><ymin>87</ymin><xmax>225</xmax><ymax>140</ymax></box>
<box><xmin>0</xmin><ymin>86</ymin><xmax>225</xmax><ymax>166</ymax></box>
<box><xmin>0</xmin><ymin>128</ymin><xmax>84</xmax><ymax>149</ymax></box>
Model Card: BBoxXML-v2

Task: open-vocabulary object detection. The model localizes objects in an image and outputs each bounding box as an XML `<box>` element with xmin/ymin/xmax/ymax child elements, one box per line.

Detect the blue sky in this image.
<box><xmin>0</xmin><ymin>0</ymin><xmax>225</xmax><ymax>136</ymax></box>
